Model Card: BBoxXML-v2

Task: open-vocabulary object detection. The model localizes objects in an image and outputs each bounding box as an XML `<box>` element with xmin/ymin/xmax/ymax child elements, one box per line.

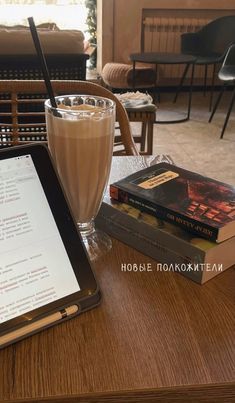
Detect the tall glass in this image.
<box><xmin>45</xmin><ymin>95</ymin><xmax>115</xmax><ymax>260</ymax></box>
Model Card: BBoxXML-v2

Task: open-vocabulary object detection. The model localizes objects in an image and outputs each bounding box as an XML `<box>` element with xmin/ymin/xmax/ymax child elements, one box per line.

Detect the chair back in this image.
<box><xmin>0</xmin><ymin>80</ymin><xmax>138</xmax><ymax>155</ymax></box>
<box><xmin>198</xmin><ymin>16</ymin><xmax>235</xmax><ymax>56</ymax></box>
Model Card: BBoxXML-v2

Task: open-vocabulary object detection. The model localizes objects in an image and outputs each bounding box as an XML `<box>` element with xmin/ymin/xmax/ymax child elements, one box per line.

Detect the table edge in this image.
<box><xmin>5</xmin><ymin>382</ymin><xmax>235</xmax><ymax>403</ymax></box>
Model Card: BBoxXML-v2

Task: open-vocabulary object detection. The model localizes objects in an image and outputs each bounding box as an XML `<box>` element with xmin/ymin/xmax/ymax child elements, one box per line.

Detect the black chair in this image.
<box><xmin>209</xmin><ymin>43</ymin><xmax>235</xmax><ymax>138</ymax></box>
<box><xmin>175</xmin><ymin>15</ymin><xmax>235</xmax><ymax>110</ymax></box>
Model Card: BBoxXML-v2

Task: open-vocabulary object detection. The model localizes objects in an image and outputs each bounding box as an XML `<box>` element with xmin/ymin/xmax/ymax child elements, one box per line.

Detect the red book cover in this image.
<box><xmin>110</xmin><ymin>163</ymin><xmax>235</xmax><ymax>242</ymax></box>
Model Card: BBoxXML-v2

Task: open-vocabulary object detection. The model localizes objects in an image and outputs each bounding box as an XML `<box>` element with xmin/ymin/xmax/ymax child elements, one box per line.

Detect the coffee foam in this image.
<box><xmin>50</xmin><ymin>113</ymin><xmax>114</xmax><ymax>139</ymax></box>
<box><xmin>57</xmin><ymin>103</ymin><xmax>103</xmax><ymax>112</ymax></box>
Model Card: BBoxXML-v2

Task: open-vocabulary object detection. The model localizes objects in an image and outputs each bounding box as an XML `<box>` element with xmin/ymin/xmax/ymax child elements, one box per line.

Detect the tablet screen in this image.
<box><xmin>0</xmin><ymin>154</ymin><xmax>80</xmax><ymax>324</ymax></box>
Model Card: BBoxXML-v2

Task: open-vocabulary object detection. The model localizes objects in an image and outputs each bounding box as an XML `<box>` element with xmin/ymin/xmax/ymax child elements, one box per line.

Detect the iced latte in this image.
<box><xmin>45</xmin><ymin>96</ymin><xmax>115</xmax><ymax>237</ymax></box>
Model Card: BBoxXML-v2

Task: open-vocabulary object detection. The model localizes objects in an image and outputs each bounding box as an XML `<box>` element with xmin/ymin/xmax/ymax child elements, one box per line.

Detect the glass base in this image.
<box><xmin>78</xmin><ymin>221</ymin><xmax>112</xmax><ymax>261</ymax></box>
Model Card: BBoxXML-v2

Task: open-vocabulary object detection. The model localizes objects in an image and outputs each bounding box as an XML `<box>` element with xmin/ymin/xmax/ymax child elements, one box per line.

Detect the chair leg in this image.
<box><xmin>140</xmin><ymin>122</ymin><xmax>147</xmax><ymax>152</ymax></box>
<box><xmin>146</xmin><ymin>121</ymin><xmax>153</xmax><ymax>155</ymax></box>
<box><xmin>155</xmin><ymin>64</ymin><xmax>160</xmax><ymax>103</ymax></box>
<box><xmin>208</xmin><ymin>84</ymin><xmax>226</xmax><ymax>123</ymax></box>
<box><xmin>187</xmin><ymin>62</ymin><xmax>195</xmax><ymax>120</ymax></box>
<box><xmin>209</xmin><ymin>63</ymin><xmax>216</xmax><ymax>112</ymax></box>
<box><xmin>220</xmin><ymin>85</ymin><xmax>235</xmax><ymax>139</ymax></box>
<box><xmin>152</xmin><ymin>87</ymin><xmax>160</xmax><ymax>104</ymax></box>
<box><xmin>203</xmin><ymin>65</ymin><xmax>208</xmax><ymax>96</ymax></box>
<box><xmin>173</xmin><ymin>63</ymin><xmax>190</xmax><ymax>103</ymax></box>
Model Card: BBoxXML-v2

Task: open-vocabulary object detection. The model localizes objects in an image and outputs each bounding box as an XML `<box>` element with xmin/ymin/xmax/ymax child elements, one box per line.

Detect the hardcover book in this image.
<box><xmin>110</xmin><ymin>163</ymin><xmax>235</xmax><ymax>243</ymax></box>
<box><xmin>95</xmin><ymin>195</ymin><xmax>235</xmax><ymax>284</ymax></box>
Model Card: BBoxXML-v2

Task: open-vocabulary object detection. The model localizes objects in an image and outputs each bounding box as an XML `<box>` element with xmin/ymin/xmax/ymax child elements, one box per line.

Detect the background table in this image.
<box><xmin>1</xmin><ymin>156</ymin><xmax>234</xmax><ymax>403</ymax></box>
<box><xmin>126</xmin><ymin>106</ymin><xmax>156</xmax><ymax>154</ymax></box>
<box><xmin>114</xmin><ymin>103</ymin><xmax>156</xmax><ymax>155</ymax></box>
<box><xmin>114</xmin><ymin>94</ymin><xmax>156</xmax><ymax>155</ymax></box>
<box><xmin>130</xmin><ymin>52</ymin><xmax>196</xmax><ymax>123</ymax></box>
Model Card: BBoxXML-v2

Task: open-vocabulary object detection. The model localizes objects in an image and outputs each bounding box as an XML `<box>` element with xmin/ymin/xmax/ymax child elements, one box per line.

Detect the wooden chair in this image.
<box><xmin>0</xmin><ymin>80</ymin><xmax>138</xmax><ymax>156</ymax></box>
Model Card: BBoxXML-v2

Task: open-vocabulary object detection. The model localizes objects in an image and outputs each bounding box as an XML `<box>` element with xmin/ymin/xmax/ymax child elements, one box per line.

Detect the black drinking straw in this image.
<box><xmin>28</xmin><ymin>16</ymin><xmax>57</xmax><ymax>109</ymax></box>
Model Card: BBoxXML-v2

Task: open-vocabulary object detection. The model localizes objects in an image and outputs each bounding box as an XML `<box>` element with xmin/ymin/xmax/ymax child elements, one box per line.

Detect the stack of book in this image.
<box><xmin>96</xmin><ymin>160</ymin><xmax>235</xmax><ymax>284</ymax></box>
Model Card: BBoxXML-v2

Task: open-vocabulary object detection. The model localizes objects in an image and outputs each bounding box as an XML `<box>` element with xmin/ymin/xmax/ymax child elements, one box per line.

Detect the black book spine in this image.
<box><xmin>110</xmin><ymin>184</ymin><xmax>219</xmax><ymax>242</ymax></box>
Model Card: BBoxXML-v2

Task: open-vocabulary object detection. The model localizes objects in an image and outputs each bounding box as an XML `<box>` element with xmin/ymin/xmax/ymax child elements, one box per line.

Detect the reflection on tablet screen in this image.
<box><xmin>0</xmin><ymin>154</ymin><xmax>80</xmax><ymax>324</ymax></box>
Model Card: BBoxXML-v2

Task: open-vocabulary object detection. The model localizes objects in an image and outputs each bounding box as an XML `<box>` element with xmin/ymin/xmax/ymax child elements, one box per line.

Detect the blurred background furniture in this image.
<box><xmin>101</xmin><ymin>63</ymin><xmax>157</xmax><ymax>153</ymax></box>
<box><xmin>126</xmin><ymin>107</ymin><xmax>156</xmax><ymax>155</ymax></box>
<box><xmin>101</xmin><ymin>62</ymin><xmax>157</xmax><ymax>93</ymax></box>
<box><xmin>0</xmin><ymin>27</ymin><xmax>85</xmax><ymax>55</ymax></box>
<box><xmin>115</xmin><ymin>102</ymin><xmax>156</xmax><ymax>155</ymax></box>
<box><xmin>130</xmin><ymin>52</ymin><xmax>196</xmax><ymax>123</ymax></box>
<box><xmin>209</xmin><ymin>43</ymin><xmax>235</xmax><ymax>139</ymax></box>
<box><xmin>0</xmin><ymin>80</ymin><xmax>138</xmax><ymax>156</ymax></box>
<box><xmin>177</xmin><ymin>15</ymin><xmax>235</xmax><ymax>110</ymax></box>
<box><xmin>0</xmin><ymin>27</ymin><xmax>89</xmax><ymax>81</ymax></box>
<box><xmin>0</xmin><ymin>54</ymin><xmax>89</xmax><ymax>81</ymax></box>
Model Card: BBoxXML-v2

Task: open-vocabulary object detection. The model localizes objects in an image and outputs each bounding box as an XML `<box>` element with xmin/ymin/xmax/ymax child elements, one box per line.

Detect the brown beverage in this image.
<box><xmin>46</xmin><ymin>100</ymin><xmax>115</xmax><ymax>225</ymax></box>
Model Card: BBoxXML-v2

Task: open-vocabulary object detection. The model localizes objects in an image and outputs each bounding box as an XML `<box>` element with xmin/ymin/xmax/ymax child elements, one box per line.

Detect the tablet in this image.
<box><xmin>0</xmin><ymin>144</ymin><xmax>100</xmax><ymax>349</ymax></box>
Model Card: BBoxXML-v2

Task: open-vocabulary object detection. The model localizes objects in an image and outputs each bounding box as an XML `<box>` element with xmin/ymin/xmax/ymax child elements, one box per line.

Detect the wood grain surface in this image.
<box><xmin>0</xmin><ymin>156</ymin><xmax>234</xmax><ymax>403</ymax></box>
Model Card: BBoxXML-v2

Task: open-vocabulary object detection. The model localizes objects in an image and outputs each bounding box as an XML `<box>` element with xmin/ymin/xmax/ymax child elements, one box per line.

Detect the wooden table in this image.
<box><xmin>1</xmin><ymin>157</ymin><xmax>235</xmax><ymax>403</ymax></box>
<box><xmin>115</xmin><ymin>107</ymin><xmax>156</xmax><ymax>155</ymax></box>
<box><xmin>126</xmin><ymin>107</ymin><xmax>156</xmax><ymax>155</ymax></box>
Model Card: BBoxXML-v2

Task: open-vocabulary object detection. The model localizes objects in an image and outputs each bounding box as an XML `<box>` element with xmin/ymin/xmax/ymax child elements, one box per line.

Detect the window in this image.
<box><xmin>0</xmin><ymin>0</ymin><xmax>88</xmax><ymax>34</ymax></box>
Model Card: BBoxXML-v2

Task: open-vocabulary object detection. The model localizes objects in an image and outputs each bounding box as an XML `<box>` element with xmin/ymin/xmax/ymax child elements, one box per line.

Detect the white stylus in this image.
<box><xmin>0</xmin><ymin>305</ymin><xmax>79</xmax><ymax>346</ymax></box>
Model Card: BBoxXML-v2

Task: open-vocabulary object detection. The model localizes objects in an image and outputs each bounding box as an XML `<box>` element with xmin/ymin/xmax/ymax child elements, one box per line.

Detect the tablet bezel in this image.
<box><xmin>0</xmin><ymin>144</ymin><xmax>99</xmax><ymax>336</ymax></box>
